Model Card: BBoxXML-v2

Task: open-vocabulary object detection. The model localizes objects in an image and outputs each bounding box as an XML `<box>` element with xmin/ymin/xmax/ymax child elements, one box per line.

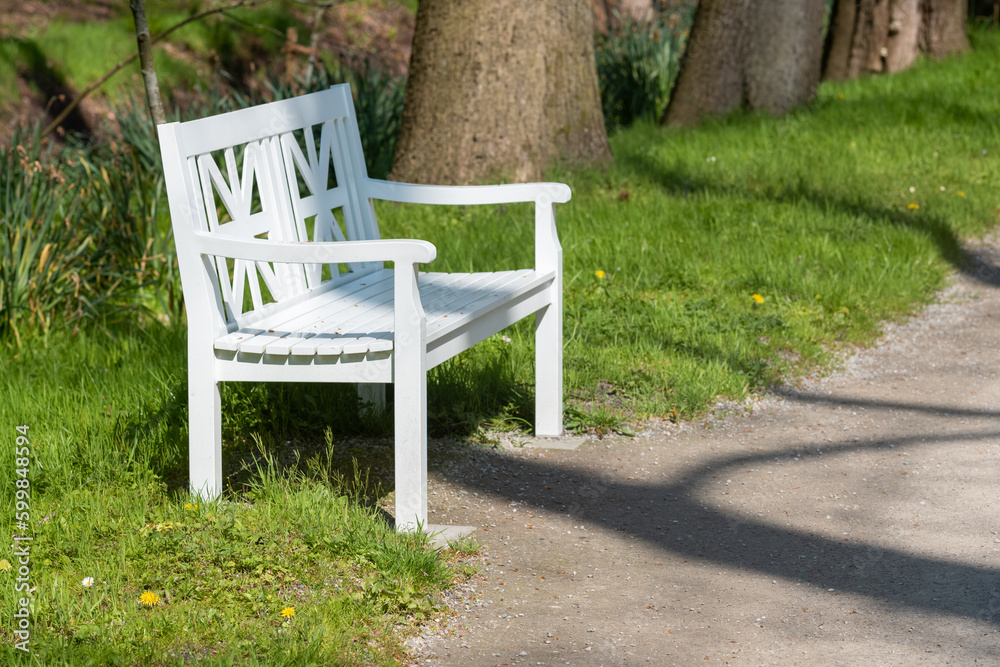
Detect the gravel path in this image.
<box><xmin>409</xmin><ymin>239</ymin><xmax>1000</xmax><ymax>667</ymax></box>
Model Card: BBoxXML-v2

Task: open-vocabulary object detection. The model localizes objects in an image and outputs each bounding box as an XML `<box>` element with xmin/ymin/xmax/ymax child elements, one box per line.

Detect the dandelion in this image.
<box><xmin>594</xmin><ymin>270</ymin><xmax>605</xmax><ymax>279</ymax></box>
<box><xmin>281</xmin><ymin>606</ymin><xmax>296</xmax><ymax>619</ymax></box>
<box><xmin>958</xmin><ymin>191</ymin><xmax>965</xmax><ymax>197</ymax></box>
<box><xmin>908</xmin><ymin>203</ymin><xmax>919</xmax><ymax>210</ymax></box>
<box><xmin>82</xmin><ymin>577</ymin><xmax>94</xmax><ymax>588</ymax></box>
<box><xmin>0</xmin><ymin>559</ymin><xmax>11</xmax><ymax>572</ymax></box>
<box><xmin>838</xmin><ymin>94</ymin><xmax>845</xmax><ymax>100</ymax></box>
<box><xmin>751</xmin><ymin>294</ymin><xmax>765</xmax><ymax>304</ymax></box>
<box><xmin>184</xmin><ymin>503</ymin><xmax>198</xmax><ymax>511</ymax></box>
<box><xmin>139</xmin><ymin>591</ymin><xmax>161</xmax><ymax>607</ymax></box>
<box><xmin>908</xmin><ymin>186</ymin><xmax>916</xmax><ymax>193</ymax></box>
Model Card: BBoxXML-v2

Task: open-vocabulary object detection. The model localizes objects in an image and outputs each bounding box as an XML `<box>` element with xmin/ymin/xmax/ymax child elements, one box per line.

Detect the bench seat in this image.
<box><xmin>212</xmin><ymin>268</ymin><xmax>555</xmax><ymax>370</ymax></box>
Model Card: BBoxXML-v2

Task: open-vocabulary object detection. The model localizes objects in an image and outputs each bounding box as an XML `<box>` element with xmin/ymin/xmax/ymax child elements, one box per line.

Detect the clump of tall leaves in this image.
<box><xmin>0</xmin><ymin>128</ymin><xmax>89</xmax><ymax>344</ymax></box>
<box><xmin>0</xmin><ymin>119</ymin><xmax>181</xmax><ymax>345</ymax></box>
<box><xmin>595</xmin><ymin>19</ymin><xmax>683</xmax><ymax>130</ymax></box>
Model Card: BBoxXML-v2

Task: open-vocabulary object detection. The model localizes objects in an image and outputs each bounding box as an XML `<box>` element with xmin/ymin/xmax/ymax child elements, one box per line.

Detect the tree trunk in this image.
<box><xmin>619</xmin><ymin>0</ymin><xmax>656</xmax><ymax>24</ymax></box>
<box><xmin>390</xmin><ymin>0</ymin><xmax>610</xmax><ymax>185</ymax></box>
<box><xmin>129</xmin><ymin>0</ymin><xmax>166</xmax><ymax>127</ymax></box>
<box><xmin>662</xmin><ymin>0</ymin><xmax>825</xmax><ymax>126</ymax></box>
<box><xmin>746</xmin><ymin>0</ymin><xmax>826</xmax><ymax>115</ymax></box>
<box><xmin>593</xmin><ymin>0</ymin><xmax>655</xmax><ymax>34</ymax></box>
<box><xmin>920</xmin><ymin>0</ymin><xmax>970</xmax><ymax>56</ymax></box>
<box><xmin>886</xmin><ymin>0</ymin><xmax>921</xmax><ymax>72</ymax></box>
<box><xmin>823</xmin><ymin>0</ymin><xmax>861</xmax><ymax>81</ymax></box>
<box><xmin>823</xmin><ymin>0</ymin><xmax>968</xmax><ymax>81</ymax></box>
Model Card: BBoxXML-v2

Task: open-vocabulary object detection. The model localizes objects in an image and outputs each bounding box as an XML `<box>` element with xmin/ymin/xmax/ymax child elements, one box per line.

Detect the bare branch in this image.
<box><xmin>42</xmin><ymin>0</ymin><xmax>252</xmax><ymax>137</ymax></box>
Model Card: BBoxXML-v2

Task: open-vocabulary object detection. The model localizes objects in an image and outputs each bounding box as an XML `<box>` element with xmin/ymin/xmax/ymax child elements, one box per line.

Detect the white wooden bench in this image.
<box><xmin>157</xmin><ymin>84</ymin><xmax>570</xmax><ymax>529</ymax></box>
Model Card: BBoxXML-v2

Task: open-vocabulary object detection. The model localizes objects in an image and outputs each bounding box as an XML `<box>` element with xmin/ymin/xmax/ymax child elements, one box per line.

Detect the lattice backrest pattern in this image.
<box><xmin>166</xmin><ymin>85</ymin><xmax>380</xmax><ymax>328</ymax></box>
<box><xmin>279</xmin><ymin>115</ymin><xmax>381</xmax><ymax>290</ymax></box>
<box><xmin>191</xmin><ymin>136</ymin><xmax>304</xmax><ymax>324</ymax></box>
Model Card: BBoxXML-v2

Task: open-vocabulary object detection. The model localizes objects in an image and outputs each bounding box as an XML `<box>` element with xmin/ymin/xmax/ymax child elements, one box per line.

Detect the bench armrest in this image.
<box><xmin>191</xmin><ymin>233</ymin><xmax>437</xmax><ymax>265</ymax></box>
<box><xmin>363</xmin><ymin>179</ymin><xmax>571</xmax><ymax>206</ymax></box>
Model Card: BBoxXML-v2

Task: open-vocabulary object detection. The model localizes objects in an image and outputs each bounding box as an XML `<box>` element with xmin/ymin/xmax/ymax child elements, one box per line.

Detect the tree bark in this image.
<box><xmin>823</xmin><ymin>0</ymin><xmax>860</xmax><ymax>81</ymax></box>
<box><xmin>746</xmin><ymin>0</ymin><xmax>827</xmax><ymax>115</ymax></box>
<box><xmin>886</xmin><ymin>0</ymin><xmax>921</xmax><ymax>72</ymax></box>
<box><xmin>823</xmin><ymin>0</ymin><xmax>968</xmax><ymax>81</ymax></box>
<box><xmin>129</xmin><ymin>0</ymin><xmax>166</xmax><ymax>127</ymax></box>
<box><xmin>920</xmin><ymin>0</ymin><xmax>970</xmax><ymax>56</ymax></box>
<box><xmin>593</xmin><ymin>0</ymin><xmax>655</xmax><ymax>34</ymax></box>
<box><xmin>662</xmin><ymin>0</ymin><xmax>825</xmax><ymax>127</ymax></box>
<box><xmin>390</xmin><ymin>0</ymin><xmax>610</xmax><ymax>185</ymax></box>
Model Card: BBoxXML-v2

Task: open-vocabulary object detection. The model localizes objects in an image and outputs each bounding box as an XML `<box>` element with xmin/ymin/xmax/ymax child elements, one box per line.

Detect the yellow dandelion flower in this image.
<box><xmin>184</xmin><ymin>503</ymin><xmax>193</xmax><ymax>510</ymax></box>
<box><xmin>139</xmin><ymin>591</ymin><xmax>161</xmax><ymax>607</ymax></box>
<box><xmin>0</xmin><ymin>559</ymin><xmax>11</xmax><ymax>572</ymax></box>
<box><xmin>958</xmin><ymin>191</ymin><xmax>965</xmax><ymax>197</ymax></box>
<box><xmin>594</xmin><ymin>270</ymin><xmax>605</xmax><ymax>279</ymax></box>
<box><xmin>281</xmin><ymin>606</ymin><xmax>296</xmax><ymax>619</ymax></box>
<box><xmin>838</xmin><ymin>94</ymin><xmax>845</xmax><ymax>100</ymax></box>
<box><xmin>751</xmin><ymin>294</ymin><xmax>765</xmax><ymax>304</ymax></box>
<box><xmin>907</xmin><ymin>203</ymin><xmax>919</xmax><ymax>210</ymax></box>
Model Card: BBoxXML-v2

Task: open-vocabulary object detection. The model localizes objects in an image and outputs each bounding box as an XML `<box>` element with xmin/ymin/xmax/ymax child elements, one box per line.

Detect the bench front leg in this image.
<box><xmin>393</xmin><ymin>264</ymin><xmax>428</xmax><ymax>531</ymax></box>
<box><xmin>189</xmin><ymin>343</ymin><xmax>223</xmax><ymax>500</ymax></box>
<box><xmin>534</xmin><ymin>196</ymin><xmax>564</xmax><ymax>437</ymax></box>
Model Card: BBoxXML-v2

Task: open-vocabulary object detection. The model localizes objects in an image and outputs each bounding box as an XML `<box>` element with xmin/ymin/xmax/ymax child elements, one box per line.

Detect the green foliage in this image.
<box><xmin>595</xmin><ymin>19</ymin><xmax>681</xmax><ymax>130</ymax></box>
<box><xmin>0</xmin><ymin>128</ymin><xmax>88</xmax><ymax>343</ymax></box>
<box><xmin>219</xmin><ymin>63</ymin><xmax>406</xmax><ymax>180</ymax></box>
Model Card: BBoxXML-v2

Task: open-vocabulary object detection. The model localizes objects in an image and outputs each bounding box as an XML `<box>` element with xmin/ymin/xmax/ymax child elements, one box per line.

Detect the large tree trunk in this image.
<box><xmin>746</xmin><ymin>0</ymin><xmax>827</xmax><ymax>115</ymax></box>
<box><xmin>920</xmin><ymin>0</ymin><xmax>970</xmax><ymax>56</ymax></box>
<box><xmin>390</xmin><ymin>0</ymin><xmax>611</xmax><ymax>185</ymax></box>
<box><xmin>823</xmin><ymin>0</ymin><xmax>968</xmax><ymax>81</ymax></box>
<box><xmin>886</xmin><ymin>0</ymin><xmax>922</xmax><ymax>72</ymax></box>
<box><xmin>663</xmin><ymin>0</ymin><xmax>825</xmax><ymax>127</ymax></box>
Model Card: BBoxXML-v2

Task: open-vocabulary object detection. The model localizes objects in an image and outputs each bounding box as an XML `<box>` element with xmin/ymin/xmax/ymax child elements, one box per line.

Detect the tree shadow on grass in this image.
<box><xmin>617</xmin><ymin>87</ymin><xmax>1000</xmax><ymax>285</ymax></box>
<box><xmin>618</xmin><ymin>149</ymin><xmax>975</xmax><ymax>277</ymax></box>
<box><xmin>2</xmin><ymin>37</ymin><xmax>94</xmax><ymax>137</ymax></box>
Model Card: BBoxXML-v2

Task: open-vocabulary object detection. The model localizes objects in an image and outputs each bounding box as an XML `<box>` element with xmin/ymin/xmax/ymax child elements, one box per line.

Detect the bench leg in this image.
<box><xmin>534</xmin><ymin>302</ymin><xmax>563</xmax><ymax>437</ymax></box>
<box><xmin>393</xmin><ymin>369</ymin><xmax>427</xmax><ymax>531</ymax></box>
<box><xmin>357</xmin><ymin>383</ymin><xmax>386</xmax><ymax>410</ymax></box>
<box><xmin>189</xmin><ymin>369</ymin><xmax>223</xmax><ymax>501</ymax></box>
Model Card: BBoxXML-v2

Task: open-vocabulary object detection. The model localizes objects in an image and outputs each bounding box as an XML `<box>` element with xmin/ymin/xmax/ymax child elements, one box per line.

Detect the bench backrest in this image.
<box><xmin>159</xmin><ymin>85</ymin><xmax>381</xmax><ymax>332</ymax></box>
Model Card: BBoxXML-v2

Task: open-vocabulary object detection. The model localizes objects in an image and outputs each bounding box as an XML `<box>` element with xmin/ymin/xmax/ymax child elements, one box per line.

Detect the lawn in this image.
<box><xmin>1</xmin><ymin>25</ymin><xmax>998</xmax><ymax>666</ymax></box>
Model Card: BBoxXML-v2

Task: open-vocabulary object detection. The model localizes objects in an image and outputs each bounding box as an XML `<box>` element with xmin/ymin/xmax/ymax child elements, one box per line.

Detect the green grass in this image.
<box><xmin>0</xmin><ymin>328</ymin><xmax>468</xmax><ymax>664</ymax></box>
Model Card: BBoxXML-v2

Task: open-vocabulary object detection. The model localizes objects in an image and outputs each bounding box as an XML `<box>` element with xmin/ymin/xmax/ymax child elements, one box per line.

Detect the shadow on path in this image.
<box><xmin>441</xmin><ymin>422</ymin><xmax>1000</xmax><ymax>628</ymax></box>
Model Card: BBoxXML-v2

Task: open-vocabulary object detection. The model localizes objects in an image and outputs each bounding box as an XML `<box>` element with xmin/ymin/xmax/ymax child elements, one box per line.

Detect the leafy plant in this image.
<box><xmin>595</xmin><ymin>18</ymin><xmax>682</xmax><ymax>130</ymax></box>
<box><xmin>225</xmin><ymin>61</ymin><xmax>406</xmax><ymax>180</ymax></box>
<box><xmin>0</xmin><ymin>127</ymin><xmax>90</xmax><ymax>343</ymax></box>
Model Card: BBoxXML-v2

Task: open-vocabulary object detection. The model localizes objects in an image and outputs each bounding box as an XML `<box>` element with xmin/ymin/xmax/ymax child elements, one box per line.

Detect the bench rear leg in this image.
<box><xmin>189</xmin><ymin>367</ymin><xmax>223</xmax><ymax>501</ymax></box>
<box><xmin>357</xmin><ymin>383</ymin><xmax>386</xmax><ymax>410</ymax></box>
<box><xmin>534</xmin><ymin>302</ymin><xmax>563</xmax><ymax>437</ymax></box>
